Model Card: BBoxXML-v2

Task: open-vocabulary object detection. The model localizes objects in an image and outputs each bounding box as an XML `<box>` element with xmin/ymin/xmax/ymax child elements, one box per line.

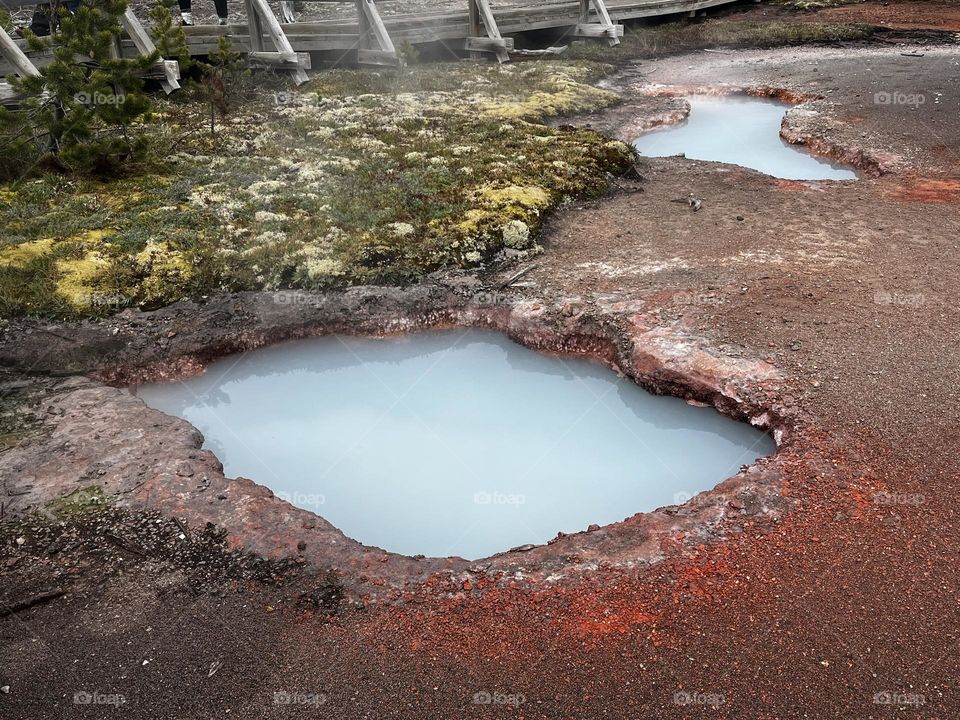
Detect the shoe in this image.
<box><xmin>217</xmin><ymin>16</ymin><xmax>228</xmax><ymax>25</ymax></box>
<box><xmin>180</xmin><ymin>12</ymin><xmax>193</xmax><ymax>26</ymax></box>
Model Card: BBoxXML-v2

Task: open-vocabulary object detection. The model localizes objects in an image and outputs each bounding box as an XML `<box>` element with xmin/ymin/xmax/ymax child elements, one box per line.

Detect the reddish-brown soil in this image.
<box><xmin>726</xmin><ymin>0</ymin><xmax>960</xmax><ymax>32</ymax></box>
<box><xmin>805</xmin><ymin>1</ymin><xmax>960</xmax><ymax>32</ymax></box>
<box><xmin>2</xmin><ymin>27</ymin><xmax>960</xmax><ymax>720</ymax></box>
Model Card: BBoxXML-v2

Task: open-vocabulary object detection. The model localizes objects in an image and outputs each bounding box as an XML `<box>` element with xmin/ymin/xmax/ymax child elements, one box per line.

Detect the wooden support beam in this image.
<box><xmin>249</xmin><ymin>50</ymin><xmax>312</xmax><ymax>69</ymax></box>
<box><xmin>464</xmin><ymin>36</ymin><xmax>513</xmax><ymax>54</ymax></box>
<box><xmin>576</xmin><ymin>0</ymin><xmax>621</xmax><ymax>47</ymax></box>
<box><xmin>466</xmin><ymin>0</ymin><xmax>509</xmax><ymax>63</ymax></box>
<box><xmin>0</xmin><ymin>25</ymin><xmax>41</xmax><ymax>79</ymax></box>
<box><xmin>357</xmin><ymin>48</ymin><xmax>399</xmax><ymax>66</ymax></box>
<box><xmin>574</xmin><ymin>23</ymin><xmax>624</xmax><ymax>38</ymax></box>
<box><xmin>121</xmin><ymin>9</ymin><xmax>180</xmax><ymax>94</ymax></box>
<box><xmin>244</xmin><ymin>0</ymin><xmax>266</xmax><ymax>52</ymax></box>
<box><xmin>246</xmin><ymin>0</ymin><xmax>310</xmax><ymax>83</ymax></box>
<box><xmin>355</xmin><ymin>0</ymin><xmax>399</xmax><ymax>65</ymax></box>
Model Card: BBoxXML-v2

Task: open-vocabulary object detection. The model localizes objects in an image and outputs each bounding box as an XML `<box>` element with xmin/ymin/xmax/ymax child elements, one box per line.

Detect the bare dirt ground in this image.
<box><xmin>3</xmin><ymin>5</ymin><xmax>960</xmax><ymax>720</ymax></box>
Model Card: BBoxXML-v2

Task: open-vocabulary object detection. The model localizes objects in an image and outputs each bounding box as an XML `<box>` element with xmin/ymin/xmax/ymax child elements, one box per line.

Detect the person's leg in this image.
<box><xmin>178</xmin><ymin>0</ymin><xmax>193</xmax><ymax>25</ymax></box>
<box><xmin>29</xmin><ymin>5</ymin><xmax>51</xmax><ymax>36</ymax></box>
<box><xmin>214</xmin><ymin>0</ymin><xmax>228</xmax><ymax>24</ymax></box>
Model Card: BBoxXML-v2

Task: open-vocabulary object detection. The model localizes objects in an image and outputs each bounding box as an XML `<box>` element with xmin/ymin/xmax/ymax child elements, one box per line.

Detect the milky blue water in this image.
<box><xmin>633</xmin><ymin>95</ymin><xmax>857</xmax><ymax>180</ymax></box>
<box><xmin>134</xmin><ymin>330</ymin><xmax>775</xmax><ymax>560</ymax></box>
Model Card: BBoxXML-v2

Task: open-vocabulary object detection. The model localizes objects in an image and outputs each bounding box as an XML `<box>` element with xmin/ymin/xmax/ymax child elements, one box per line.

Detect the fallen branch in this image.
<box><xmin>499</xmin><ymin>265</ymin><xmax>537</xmax><ymax>290</ymax></box>
<box><xmin>104</xmin><ymin>532</ymin><xmax>149</xmax><ymax>557</ymax></box>
<box><xmin>0</xmin><ymin>589</ymin><xmax>66</xmax><ymax>618</ymax></box>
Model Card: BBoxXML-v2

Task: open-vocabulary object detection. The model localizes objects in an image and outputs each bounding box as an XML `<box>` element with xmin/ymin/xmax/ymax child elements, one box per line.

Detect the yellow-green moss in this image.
<box><xmin>133</xmin><ymin>241</ymin><xmax>194</xmax><ymax>304</ymax></box>
<box><xmin>56</xmin><ymin>253</ymin><xmax>112</xmax><ymax>308</ymax></box>
<box><xmin>1</xmin><ymin>60</ymin><xmax>638</xmax><ymax>317</ymax></box>
<box><xmin>0</xmin><ymin>238</ymin><xmax>55</xmax><ymax>267</ymax></box>
<box><xmin>477</xmin><ymin>185</ymin><xmax>552</xmax><ymax>211</ymax></box>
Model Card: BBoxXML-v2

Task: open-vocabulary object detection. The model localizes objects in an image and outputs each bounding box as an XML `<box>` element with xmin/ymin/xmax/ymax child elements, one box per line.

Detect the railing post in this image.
<box><xmin>465</xmin><ymin>0</ymin><xmax>511</xmax><ymax>63</ymax></box>
<box><xmin>575</xmin><ymin>0</ymin><xmax>622</xmax><ymax>47</ymax></box>
<box><xmin>354</xmin><ymin>0</ymin><xmax>399</xmax><ymax>67</ymax></box>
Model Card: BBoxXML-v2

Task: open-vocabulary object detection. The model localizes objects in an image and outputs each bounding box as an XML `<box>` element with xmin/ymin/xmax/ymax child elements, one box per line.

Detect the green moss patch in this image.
<box><xmin>0</xmin><ymin>60</ymin><xmax>635</xmax><ymax>319</ymax></box>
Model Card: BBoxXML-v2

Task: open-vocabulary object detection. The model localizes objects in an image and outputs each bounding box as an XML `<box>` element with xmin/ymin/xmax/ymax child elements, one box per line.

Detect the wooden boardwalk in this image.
<box><xmin>1</xmin><ymin>0</ymin><xmax>744</xmax><ymax>94</ymax></box>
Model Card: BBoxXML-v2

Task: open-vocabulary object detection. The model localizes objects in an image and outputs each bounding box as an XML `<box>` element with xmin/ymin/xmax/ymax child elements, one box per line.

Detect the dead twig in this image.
<box><xmin>0</xmin><ymin>589</ymin><xmax>66</xmax><ymax>618</ymax></box>
<box><xmin>499</xmin><ymin>265</ymin><xmax>537</xmax><ymax>290</ymax></box>
<box><xmin>104</xmin><ymin>532</ymin><xmax>149</xmax><ymax>558</ymax></box>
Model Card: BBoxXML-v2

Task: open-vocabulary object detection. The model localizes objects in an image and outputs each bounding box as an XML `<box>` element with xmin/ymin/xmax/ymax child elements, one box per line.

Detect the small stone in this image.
<box><xmin>510</xmin><ymin>544</ymin><xmax>537</xmax><ymax>553</ymax></box>
<box><xmin>15</xmin><ymin>537</ymin><xmax>25</xmax><ymax>546</ymax></box>
<box><xmin>587</xmin><ymin>524</ymin><xmax>600</xmax><ymax>532</ymax></box>
<box><xmin>296</xmin><ymin>541</ymin><xmax>307</xmax><ymax>551</ymax></box>
<box><xmin>0</xmin><ymin>685</ymin><xmax>9</xmax><ymax>694</ymax></box>
<box><xmin>729</xmin><ymin>499</ymin><xmax>744</xmax><ymax>510</ymax></box>
<box><xmin>167</xmin><ymin>331</ymin><xmax>177</xmax><ymax>338</ymax></box>
<box><xmin>736</xmin><ymin>215</ymin><xmax>744</xmax><ymax>221</ymax></box>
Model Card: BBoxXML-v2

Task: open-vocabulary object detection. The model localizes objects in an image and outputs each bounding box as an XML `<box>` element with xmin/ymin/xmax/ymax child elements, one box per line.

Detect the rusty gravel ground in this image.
<box><xmin>3</xmin><ymin>4</ymin><xmax>960</xmax><ymax>720</ymax></box>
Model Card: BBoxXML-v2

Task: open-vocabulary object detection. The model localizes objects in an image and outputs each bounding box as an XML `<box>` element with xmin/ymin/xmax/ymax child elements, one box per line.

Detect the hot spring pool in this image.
<box><xmin>633</xmin><ymin>95</ymin><xmax>857</xmax><ymax>181</ymax></box>
<box><xmin>134</xmin><ymin>330</ymin><xmax>775</xmax><ymax>560</ymax></box>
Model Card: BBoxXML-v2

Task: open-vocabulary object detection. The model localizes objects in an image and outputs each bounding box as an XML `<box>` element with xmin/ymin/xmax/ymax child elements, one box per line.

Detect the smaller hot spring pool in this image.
<box><xmin>134</xmin><ymin>331</ymin><xmax>775</xmax><ymax>560</ymax></box>
<box><xmin>633</xmin><ymin>95</ymin><xmax>857</xmax><ymax>181</ymax></box>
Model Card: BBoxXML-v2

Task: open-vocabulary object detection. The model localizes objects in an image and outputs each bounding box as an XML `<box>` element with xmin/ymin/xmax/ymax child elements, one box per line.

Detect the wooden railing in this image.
<box><xmin>1</xmin><ymin>0</ymin><xmax>744</xmax><ymax>94</ymax></box>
